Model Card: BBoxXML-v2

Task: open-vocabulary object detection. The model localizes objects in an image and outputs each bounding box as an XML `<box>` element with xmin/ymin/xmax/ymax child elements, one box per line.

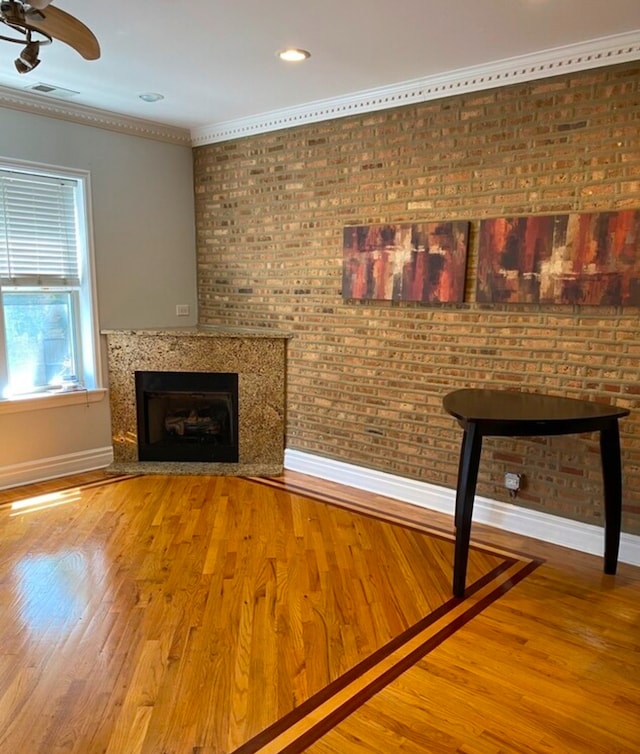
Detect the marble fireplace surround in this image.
<box><xmin>103</xmin><ymin>327</ymin><xmax>291</xmax><ymax>476</ymax></box>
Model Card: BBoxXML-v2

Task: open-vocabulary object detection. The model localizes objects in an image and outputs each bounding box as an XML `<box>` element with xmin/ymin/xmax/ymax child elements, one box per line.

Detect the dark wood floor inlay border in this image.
<box><xmin>234</xmin><ymin>476</ymin><xmax>542</xmax><ymax>754</ymax></box>
<box><xmin>0</xmin><ymin>472</ymin><xmax>138</xmax><ymax>510</ymax></box>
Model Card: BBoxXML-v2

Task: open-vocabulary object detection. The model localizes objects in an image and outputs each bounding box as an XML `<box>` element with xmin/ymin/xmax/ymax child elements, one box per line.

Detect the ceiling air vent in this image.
<box><xmin>25</xmin><ymin>83</ymin><xmax>80</xmax><ymax>99</ymax></box>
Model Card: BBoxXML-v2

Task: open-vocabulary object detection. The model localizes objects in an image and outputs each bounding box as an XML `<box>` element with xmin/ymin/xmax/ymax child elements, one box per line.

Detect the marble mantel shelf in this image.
<box><xmin>101</xmin><ymin>325</ymin><xmax>294</xmax><ymax>339</ymax></box>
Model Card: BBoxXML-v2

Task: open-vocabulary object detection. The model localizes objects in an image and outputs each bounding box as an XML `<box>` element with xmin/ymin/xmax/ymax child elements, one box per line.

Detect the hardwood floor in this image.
<box><xmin>0</xmin><ymin>470</ymin><xmax>638</xmax><ymax>753</ymax></box>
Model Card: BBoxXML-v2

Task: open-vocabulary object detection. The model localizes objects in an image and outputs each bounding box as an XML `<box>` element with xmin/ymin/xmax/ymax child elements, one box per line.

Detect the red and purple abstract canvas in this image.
<box><xmin>342</xmin><ymin>221</ymin><xmax>469</xmax><ymax>303</ymax></box>
<box><xmin>477</xmin><ymin>211</ymin><xmax>640</xmax><ymax>305</ymax></box>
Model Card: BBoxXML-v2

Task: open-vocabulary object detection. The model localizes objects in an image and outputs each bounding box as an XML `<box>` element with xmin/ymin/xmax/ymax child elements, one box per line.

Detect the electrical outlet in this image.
<box><xmin>176</xmin><ymin>304</ymin><xmax>190</xmax><ymax>317</ymax></box>
<box><xmin>504</xmin><ymin>472</ymin><xmax>521</xmax><ymax>491</ymax></box>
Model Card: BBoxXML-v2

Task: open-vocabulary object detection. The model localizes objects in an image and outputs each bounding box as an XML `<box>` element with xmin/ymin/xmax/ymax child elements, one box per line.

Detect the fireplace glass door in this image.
<box><xmin>135</xmin><ymin>371</ymin><xmax>239</xmax><ymax>463</ymax></box>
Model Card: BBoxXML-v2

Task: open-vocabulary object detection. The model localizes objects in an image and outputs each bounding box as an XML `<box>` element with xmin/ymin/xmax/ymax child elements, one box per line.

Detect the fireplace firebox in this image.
<box><xmin>135</xmin><ymin>371</ymin><xmax>239</xmax><ymax>463</ymax></box>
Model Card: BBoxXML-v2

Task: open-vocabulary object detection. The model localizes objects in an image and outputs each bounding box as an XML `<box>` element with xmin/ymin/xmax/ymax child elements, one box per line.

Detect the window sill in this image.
<box><xmin>0</xmin><ymin>387</ymin><xmax>108</xmax><ymax>416</ymax></box>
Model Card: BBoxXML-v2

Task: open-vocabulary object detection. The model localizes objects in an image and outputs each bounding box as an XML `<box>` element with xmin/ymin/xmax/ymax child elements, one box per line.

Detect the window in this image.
<box><xmin>0</xmin><ymin>161</ymin><xmax>100</xmax><ymax>399</ymax></box>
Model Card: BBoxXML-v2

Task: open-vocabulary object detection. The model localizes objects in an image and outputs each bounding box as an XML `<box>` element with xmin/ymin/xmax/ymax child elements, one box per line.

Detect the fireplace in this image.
<box><xmin>135</xmin><ymin>371</ymin><xmax>239</xmax><ymax>463</ymax></box>
<box><xmin>103</xmin><ymin>327</ymin><xmax>291</xmax><ymax>476</ymax></box>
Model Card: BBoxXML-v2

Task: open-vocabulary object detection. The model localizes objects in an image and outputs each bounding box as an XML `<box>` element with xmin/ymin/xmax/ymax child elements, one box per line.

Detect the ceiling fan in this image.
<box><xmin>0</xmin><ymin>0</ymin><xmax>99</xmax><ymax>73</ymax></box>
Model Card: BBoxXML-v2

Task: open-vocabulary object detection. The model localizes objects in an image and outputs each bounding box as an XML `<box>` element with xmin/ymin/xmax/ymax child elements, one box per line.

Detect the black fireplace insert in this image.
<box><xmin>135</xmin><ymin>371</ymin><xmax>239</xmax><ymax>463</ymax></box>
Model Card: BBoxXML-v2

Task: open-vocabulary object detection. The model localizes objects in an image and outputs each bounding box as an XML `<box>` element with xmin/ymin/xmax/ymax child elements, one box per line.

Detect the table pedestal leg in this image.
<box><xmin>600</xmin><ymin>419</ymin><xmax>622</xmax><ymax>575</ymax></box>
<box><xmin>453</xmin><ymin>422</ymin><xmax>482</xmax><ymax>598</ymax></box>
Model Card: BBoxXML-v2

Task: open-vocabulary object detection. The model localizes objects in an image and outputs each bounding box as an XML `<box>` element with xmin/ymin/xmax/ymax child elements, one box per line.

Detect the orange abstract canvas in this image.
<box><xmin>342</xmin><ymin>221</ymin><xmax>469</xmax><ymax>303</ymax></box>
<box><xmin>477</xmin><ymin>211</ymin><xmax>640</xmax><ymax>305</ymax></box>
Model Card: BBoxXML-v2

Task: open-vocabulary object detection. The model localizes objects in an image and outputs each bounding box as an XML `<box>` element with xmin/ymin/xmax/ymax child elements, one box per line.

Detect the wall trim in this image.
<box><xmin>284</xmin><ymin>449</ymin><xmax>640</xmax><ymax>568</ymax></box>
<box><xmin>0</xmin><ymin>31</ymin><xmax>637</xmax><ymax>148</ymax></box>
<box><xmin>0</xmin><ymin>85</ymin><xmax>191</xmax><ymax>146</ymax></box>
<box><xmin>0</xmin><ymin>446</ymin><xmax>114</xmax><ymax>491</ymax></box>
<box><xmin>191</xmin><ymin>30</ymin><xmax>640</xmax><ymax>146</ymax></box>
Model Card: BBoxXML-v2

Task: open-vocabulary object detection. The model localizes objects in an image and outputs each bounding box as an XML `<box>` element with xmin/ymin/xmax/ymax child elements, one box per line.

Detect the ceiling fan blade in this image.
<box><xmin>26</xmin><ymin>5</ymin><xmax>100</xmax><ymax>60</ymax></box>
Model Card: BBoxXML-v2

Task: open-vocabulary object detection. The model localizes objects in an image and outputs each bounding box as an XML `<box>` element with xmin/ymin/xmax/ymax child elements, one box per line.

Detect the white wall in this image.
<box><xmin>0</xmin><ymin>106</ymin><xmax>197</xmax><ymax>485</ymax></box>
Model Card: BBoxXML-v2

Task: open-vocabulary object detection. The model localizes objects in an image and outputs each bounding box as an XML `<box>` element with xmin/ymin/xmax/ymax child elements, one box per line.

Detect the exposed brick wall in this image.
<box><xmin>194</xmin><ymin>62</ymin><xmax>640</xmax><ymax>534</ymax></box>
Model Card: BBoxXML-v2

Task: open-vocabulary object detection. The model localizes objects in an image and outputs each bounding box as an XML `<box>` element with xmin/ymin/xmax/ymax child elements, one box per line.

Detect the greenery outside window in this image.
<box><xmin>0</xmin><ymin>160</ymin><xmax>100</xmax><ymax>400</ymax></box>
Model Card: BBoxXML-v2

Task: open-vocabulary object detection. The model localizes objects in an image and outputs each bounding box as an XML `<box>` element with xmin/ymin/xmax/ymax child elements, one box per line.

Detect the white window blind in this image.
<box><xmin>0</xmin><ymin>169</ymin><xmax>80</xmax><ymax>286</ymax></box>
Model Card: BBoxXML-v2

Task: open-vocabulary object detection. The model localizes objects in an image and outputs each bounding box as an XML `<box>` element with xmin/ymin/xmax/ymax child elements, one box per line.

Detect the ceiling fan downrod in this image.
<box><xmin>0</xmin><ymin>1</ymin><xmax>51</xmax><ymax>43</ymax></box>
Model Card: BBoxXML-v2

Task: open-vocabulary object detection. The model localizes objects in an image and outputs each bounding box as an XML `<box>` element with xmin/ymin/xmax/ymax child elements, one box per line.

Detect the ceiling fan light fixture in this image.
<box><xmin>1</xmin><ymin>1</ymin><xmax>100</xmax><ymax>66</ymax></box>
<box><xmin>15</xmin><ymin>39</ymin><xmax>40</xmax><ymax>73</ymax></box>
<box><xmin>278</xmin><ymin>48</ymin><xmax>310</xmax><ymax>63</ymax></box>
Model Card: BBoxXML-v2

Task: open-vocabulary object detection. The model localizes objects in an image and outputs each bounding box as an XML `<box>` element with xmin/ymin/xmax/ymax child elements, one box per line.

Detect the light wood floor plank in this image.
<box><xmin>0</xmin><ymin>471</ymin><xmax>637</xmax><ymax>753</ymax></box>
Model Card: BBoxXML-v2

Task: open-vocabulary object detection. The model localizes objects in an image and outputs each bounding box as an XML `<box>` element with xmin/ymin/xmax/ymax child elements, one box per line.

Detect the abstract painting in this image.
<box><xmin>342</xmin><ymin>221</ymin><xmax>470</xmax><ymax>303</ymax></box>
<box><xmin>476</xmin><ymin>210</ymin><xmax>640</xmax><ymax>305</ymax></box>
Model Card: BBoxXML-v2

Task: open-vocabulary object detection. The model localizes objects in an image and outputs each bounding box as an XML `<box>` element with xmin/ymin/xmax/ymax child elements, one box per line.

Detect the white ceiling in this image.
<box><xmin>0</xmin><ymin>0</ymin><xmax>639</xmax><ymax>137</ymax></box>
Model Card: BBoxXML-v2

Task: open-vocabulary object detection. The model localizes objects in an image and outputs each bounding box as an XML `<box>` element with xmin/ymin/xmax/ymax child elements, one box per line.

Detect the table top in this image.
<box><xmin>443</xmin><ymin>388</ymin><xmax>629</xmax><ymax>437</ymax></box>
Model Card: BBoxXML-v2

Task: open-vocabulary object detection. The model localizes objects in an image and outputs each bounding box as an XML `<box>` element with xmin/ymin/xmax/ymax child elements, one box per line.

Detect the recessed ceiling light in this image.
<box><xmin>277</xmin><ymin>48</ymin><xmax>311</xmax><ymax>63</ymax></box>
<box><xmin>139</xmin><ymin>92</ymin><xmax>164</xmax><ymax>103</ymax></box>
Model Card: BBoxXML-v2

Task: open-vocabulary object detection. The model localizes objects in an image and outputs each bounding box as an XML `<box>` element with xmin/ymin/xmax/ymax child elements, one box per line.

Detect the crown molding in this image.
<box><xmin>191</xmin><ymin>29</ymin><xmax>640</xmax><ymax>147</ymax></box>
<box><xmin>0</xmin><ymin>85</ymin><xmax>191</xmax><ymax>146</ymax></box>
<box><xmin>0</xmin><ymin>30</ymin><xmax>637</xmax><ymax>148</ymax></box>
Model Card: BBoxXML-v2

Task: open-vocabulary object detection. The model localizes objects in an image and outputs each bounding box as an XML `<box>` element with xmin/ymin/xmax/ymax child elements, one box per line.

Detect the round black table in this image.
<box><xmin>443</xmin><ymin>388</ymin><xmax>630</xmax><ymax>597</ymax></box>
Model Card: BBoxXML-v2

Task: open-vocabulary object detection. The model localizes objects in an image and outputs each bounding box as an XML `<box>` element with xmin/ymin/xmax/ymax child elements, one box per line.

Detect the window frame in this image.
<box><xmin>0</xmin><ymin>157</ymin><xmax>102</xmax><ymax>406</ymax></box>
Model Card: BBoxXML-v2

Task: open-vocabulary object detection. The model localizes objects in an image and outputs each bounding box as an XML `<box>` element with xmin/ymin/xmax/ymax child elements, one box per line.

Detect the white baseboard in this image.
<box><xmin>284</xmin><ymin>449</ymin><xmax>640</xmax><ymax>568</ymax></box>
<box><xmin>0</xmin><ymin>446</ymin><xmax>114</xmax><ymax>490</ymax></box>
